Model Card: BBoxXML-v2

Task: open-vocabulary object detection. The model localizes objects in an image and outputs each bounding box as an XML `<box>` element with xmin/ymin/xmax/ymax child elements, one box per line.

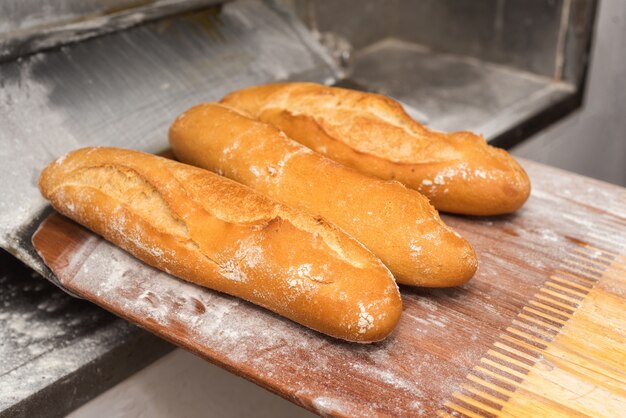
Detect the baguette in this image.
<box><xmin>221</xmin><ymin>82</ymin><xmax>531</xmax><ymax>216</ymax></box>
<box><xmin>38</xmin><ymin>147</ymin><xmax>402</xmax><ymax>343</ymax></box>
<box><xmin>169</xmin><ymin>103</ymin><xmax>477</xmax><ymax>287</ymax></box>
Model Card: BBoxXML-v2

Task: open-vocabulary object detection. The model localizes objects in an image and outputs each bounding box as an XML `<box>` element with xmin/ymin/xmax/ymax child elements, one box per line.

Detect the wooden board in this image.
<box><xmin>32</xmin><ymin>159</ymin><xmax>626</xmax><ymax>417</ymax></box>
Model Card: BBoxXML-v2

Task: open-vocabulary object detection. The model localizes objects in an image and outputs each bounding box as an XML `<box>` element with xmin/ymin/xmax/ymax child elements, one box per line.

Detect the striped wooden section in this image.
<box><xmin>441</xmin><ymin>218</ymin><xmax>626</xmax><ymax>418</ymax></box>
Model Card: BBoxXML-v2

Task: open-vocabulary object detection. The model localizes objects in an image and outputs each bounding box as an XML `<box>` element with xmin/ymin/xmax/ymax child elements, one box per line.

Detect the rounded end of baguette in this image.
<box><xmin>412</xmin><ymin>132</ymin><xmax>531</xmax><ymax>216</ymax></box>
<box><xmin>335</xmin><ymin>280</ymin><xmax>403</xmax><ymax>343</ymax></box>
<box><xmin>259</xmin><ymin>213</ymin><xmax>404</xmax><ymax>343</ymax></box>
<box><xmin>426</xmin><ymin>231</ymin><xmax>478</xmax><ymax>287</ymax></box>
<box><xmin>393</xmin><ymin>225</ymin><xmax>478</xmax><ymax>288</ymax></box>
<box><xmin>39</xmin><ymin>150</ymin><xmax>73</xmax><ymax>199</ymax></box>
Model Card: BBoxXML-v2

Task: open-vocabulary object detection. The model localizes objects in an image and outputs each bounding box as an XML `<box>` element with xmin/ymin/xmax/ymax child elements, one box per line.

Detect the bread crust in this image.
<box><xmin>221</xmin><ymin>82</ymin><xmax>531</xmax><ymax>216</ymax></box>
<box><xmin>39</xmin><ymin>147</ymin><xmax>402</xmax><ymax>342</ymax></box>
<box><xmin>169</xmin><ymin>104</ymin><xmax>478</xmax><ymax>287</ymax></box>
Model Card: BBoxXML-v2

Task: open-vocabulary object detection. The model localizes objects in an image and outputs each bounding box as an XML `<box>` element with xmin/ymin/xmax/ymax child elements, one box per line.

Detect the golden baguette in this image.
<box><xmin>169</xmin><ymin>103</ymin><xmax>477</xmax><ymax>287</ymax></box>
<box><xmin>39</xmin><ymin>147</ymin><xmax>402</xmax><ymax>343</ymax></box>
<box><xmin>221</xmin><ymin>82</ymin><xmax>531</xmax><ymax>216</ymax></box>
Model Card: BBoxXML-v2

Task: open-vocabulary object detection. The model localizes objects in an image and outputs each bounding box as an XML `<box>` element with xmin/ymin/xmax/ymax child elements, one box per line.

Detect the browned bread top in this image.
<box><xmin>170</xmin><ymin>103</ymin><xmax>478</xmax><ymax>287</ymax></box>
<box><xmin>39</xmin><ymin>147</ymin><xmax>402</xmax><ymax>342</ymax></box>
<box><xmin>221</xmin><ymin>82</ymin><xmax>531</xmax><ymax>215</ymax></box>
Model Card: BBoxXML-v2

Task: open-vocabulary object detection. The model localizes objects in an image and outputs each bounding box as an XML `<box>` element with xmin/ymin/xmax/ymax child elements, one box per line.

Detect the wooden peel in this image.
<box><xmin>32</xmin><ymin>159</ymin><xmax>626</xmax><ymax>417</ymax></box>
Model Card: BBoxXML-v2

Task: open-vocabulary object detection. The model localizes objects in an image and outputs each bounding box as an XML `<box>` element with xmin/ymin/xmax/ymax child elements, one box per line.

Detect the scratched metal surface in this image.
<box><xmin>0</xmin><ymin>0</ymin><xmax>231</xmax><ymax>62</ymax></box>
<box><xmin>351</xmin><ymin>38</ymin><xmax>575</xmax><ymax>137</ymax></box>
<box><xmin>0</xmin><ymin>0</ymin><xmax>338</xmax><ymax>281</ymax></box>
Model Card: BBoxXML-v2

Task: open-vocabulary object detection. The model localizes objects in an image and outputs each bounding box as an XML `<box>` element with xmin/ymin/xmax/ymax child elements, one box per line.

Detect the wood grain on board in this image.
<box><xmin>32</xmin><ymin>159</ymin><xmax>626</xmax><ymax>417</ymax></box>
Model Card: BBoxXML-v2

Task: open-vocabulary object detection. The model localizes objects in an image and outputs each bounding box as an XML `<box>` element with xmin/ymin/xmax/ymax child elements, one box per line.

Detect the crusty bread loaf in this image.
<box><xmin>38</xmin><ymin>147</ymin><xmax>402</xmax><ymax>343</ymax></box>
<box><xmin>169</xmin><ymin>103</ymin><xmax>477</xmax><ymax>287</ymax></box>
<box><xmin>221</xmin><ymin>82</ymin><xmax>531</xmax><ymax>216</ymax></box>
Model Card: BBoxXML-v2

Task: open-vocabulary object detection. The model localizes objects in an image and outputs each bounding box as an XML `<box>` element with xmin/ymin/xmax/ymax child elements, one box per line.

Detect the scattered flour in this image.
<box><xmin>357</xmin><ymin>302</ymin><xmax>375</xmax><ymax>335</ymax></box>
<box><xmin>263</xmin><ymin>148</ymin><xmax>311</xmax><ymax>184</ymax></box>
<box><xmin>562</xmin><ymin>213</ymin><xmax>595</xmax><ymax>229</ymax></box>
<box><xmin>249</xmin><ymin>166</ymin><xmax>263</xmax><ymax>177</ymax></box>
<box><xmin>416</xmin><ymin>297</ymin><xmax>438</xmax><ymax>312</ymax></box>
<box><xmin>297</xmin><ymin>263</ymin><xmax>312</xmax><ymax>278</ymax></box>
<box><xmin>409</xmin><ymin>240</ymin><xmax>423</xmax><ymax>257</ymax></box>
<box><xmin>219</xmin><ymin>260</ymin><xmax>248</xmax><ymax>283</ymax></box>
<box><xmin>312</xmin><ymin>396</ymin><xmax>349</xmax><ymax>417</ymax></box>
<box><xmin>588</xmin><ymin>249</ymin><xmax>603</xmax><ymax>259</ymax></box>
<box><xmin>352</xmin><ymin>363</ymin><xmax>420</xmax><ymax>393</ymax></box>
<box><xmin>410</xmin><ymin>400</ymin><xmax>425</xmax><ymax>415</ymax></box>
<box><xmin>241</xmin><ymin>245</ymin><xmax>263</xmax><ymax>268</ymax></box>
<box><xmin>222</xmin><ymin>140</ymin><xmax>241</xmax><ymax>157</ymax></box>
<box><xmin>540</xmin><ymin>229</ymin><xmax>559</xmax><ymax>242</ymax></box>
<box><xmin>433</xmin><ymin>175</ymin><xmax>445</xmax><ymax>185</ymax></box>
<box><xmin>55</xmin><ymin>153</ymin><xmax>69</xmax><ymax>165</ymax></box>
<box><xmin>474</xmin><ymin>168</ymin><xmax>488</xmax><ymax>179</ymax></box>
